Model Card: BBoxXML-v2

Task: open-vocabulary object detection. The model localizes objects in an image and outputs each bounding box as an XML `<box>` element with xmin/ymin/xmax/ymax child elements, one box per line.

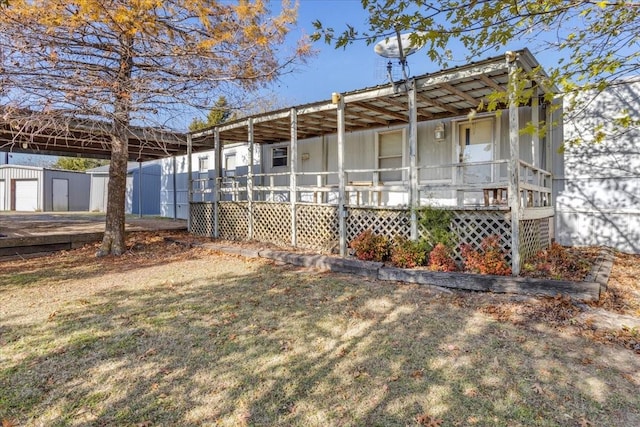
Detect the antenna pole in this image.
<box><xmin>395</xmin><ymin>28</ymin><xmax>409</xmax><ymax>82</ymax></box>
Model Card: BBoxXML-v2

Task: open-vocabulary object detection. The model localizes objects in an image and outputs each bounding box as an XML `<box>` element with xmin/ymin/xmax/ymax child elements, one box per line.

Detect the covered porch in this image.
<box><xmin>188</xmin><ymin>49</ymin><xmax>559</xmax><ymax>275</ymax></box>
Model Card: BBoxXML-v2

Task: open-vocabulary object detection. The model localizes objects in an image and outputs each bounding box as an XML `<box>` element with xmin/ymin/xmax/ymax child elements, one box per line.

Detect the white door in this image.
<box><xmin>458</xmin><ymin>119</ymin><xmax>494</xmax><ymax>184</ymax></box>
<box><xmin>52</xmin><ymin>178</ymin><xmax>69</xmax><ymax>211</ymax></box>
<box><xmin>14</xmin><ymin>179</ymin><xmax>39</xmax><ymax>211</ymax></box>
<box><xmin>0</xmin><ymin>180</ymin><xmax>5</xmax><ymax>210</ymax></box>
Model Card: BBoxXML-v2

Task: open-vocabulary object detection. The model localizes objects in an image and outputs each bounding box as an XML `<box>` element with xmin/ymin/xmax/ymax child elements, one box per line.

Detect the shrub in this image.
<box><xmin>418</xmin><ymin>206</ymin><xmax>455</xmax><ymax>248</ymax></box>
<box><xmin>390</xmin><ymin>237</ymin><xmax>431</xmax><ymax>268</ymax></box>
<box><xmin>428</xmin><ymin>243</ymin><xmax>457</xmax><ymax>272</ymax></box>
<box><xmin>461</xmin><ymin>235</ymin><xmax>511</xmax><ymax>276</ymax></box>
<box><xmin>349</xmin><ymin>229</ymin><xmax>390</xmax><ymax>262</ymax></box>
<box><xmin>524</xmin><ymin>242</ymin><xmax>591</xmax><ymax>280</ymax></box>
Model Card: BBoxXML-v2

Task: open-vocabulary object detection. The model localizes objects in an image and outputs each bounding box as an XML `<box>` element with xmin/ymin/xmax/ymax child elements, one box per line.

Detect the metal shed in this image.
<box><xmin>0</xmin><ymin>165</ymin><xmax>90</xmax><ymax>211</ymax></box>
<box><xmin>88</xmin><ymin>161</ymin><xmax>161</xmax><ymax>215</ymax></box>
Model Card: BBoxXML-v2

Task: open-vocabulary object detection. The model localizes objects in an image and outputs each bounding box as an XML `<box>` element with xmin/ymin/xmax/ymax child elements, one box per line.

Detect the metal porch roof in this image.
<box><xmin>193</xmin><ymin>48</ymin><xmax>550</xmax><ymax>146</ymax></box>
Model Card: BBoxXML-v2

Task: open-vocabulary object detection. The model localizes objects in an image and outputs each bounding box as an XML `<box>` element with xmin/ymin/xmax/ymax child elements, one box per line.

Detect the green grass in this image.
<box><xmin>1</xmin><ymin>248</ymin><xmax>639</xmax><ymax>427</ymax></box>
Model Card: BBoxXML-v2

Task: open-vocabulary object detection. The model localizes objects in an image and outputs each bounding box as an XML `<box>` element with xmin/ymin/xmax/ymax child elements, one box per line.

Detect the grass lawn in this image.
<box><xmin>1</xmin><ymin>232</ymin><xmax>639</xmax><ymax>426</ymax></box>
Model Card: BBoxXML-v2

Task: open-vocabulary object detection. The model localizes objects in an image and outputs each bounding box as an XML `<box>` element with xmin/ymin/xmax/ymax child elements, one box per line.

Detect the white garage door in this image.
<box><xmin>0</xmin><ymin>180</ymin><xmax>5</xmax><ymax>210</ymax></box>
<box><xmin>14</xmin><ymin>179</ymin><xmax>39</xmax><ymax>211</ymax></box>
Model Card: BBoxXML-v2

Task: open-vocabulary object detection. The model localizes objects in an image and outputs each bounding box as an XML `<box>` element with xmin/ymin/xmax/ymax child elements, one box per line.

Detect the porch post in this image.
<box><xmin>336</xmin><ymin>93</ymin><xmax>347</xmax><ymax>256</ymax></box>
<box><xmin>408</xmin><ymin>79</ymin><xmax>419</xmax><ymax>240</ymax></box>
<box><xmin>187</xmin><ymin>133</ymin><xmax>193</xmax><ymax>232</ymax></box>
<box><xmin>290</xmin><ymin>107</ymin><xmax>298</xmax><ymax>247</ymax></box>
<box><xmin>172</xmin><ymin>155</ymin><xmax>177</xmax><ymax>220</ymax></box>
<box><xmin>247</xmin><ymin>118</ymin><xmax>254</xmax><ymax>240</ymax></box>
<box><xmin>214</xmin><ymin>129</ymin><xmax>221</xmax><ymax>238</ymax></box>
<box><xmin>507</xmin><ymin>52</ymin><xmax>521</xmax><ymax>276</ymax></box>
<box><xmin>531</xmin><ymin>86</ymin><xmax>540</xmax><ymax>168</ymax></box>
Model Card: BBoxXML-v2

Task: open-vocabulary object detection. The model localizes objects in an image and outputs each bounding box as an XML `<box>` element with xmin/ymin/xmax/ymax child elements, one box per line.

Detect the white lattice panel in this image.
<box><xmin>520</xmin><ymin>218</ymin><xmax>550</xmax><ymax>263</ymax></box>
<box><xmin>447</xmin><ymin>211</ymin><xmax>512</xmax><ymax>263</ymax></box>
<box><xmin>253</xmin><ymin>202</ymin><xmax>292</xmax><ymax>247</ymax></box>
<box><xmin>296</xmin><ymin>204</ymin><xmax>339</xmax><ymax>252</ymax></box>
<box><xmin>190</xmin><ymin>202</ymin><xmax>215</xmax><ymax>237</ymax></box>
<box><xmin>218</xmin><ymin>202</ymin><xmax>249</xmax><ymax>241</ymax></box>
<box><xmin>346</xmin><ymin>208</ymin><xmax>411</xmax><ymax>243</ymax></box>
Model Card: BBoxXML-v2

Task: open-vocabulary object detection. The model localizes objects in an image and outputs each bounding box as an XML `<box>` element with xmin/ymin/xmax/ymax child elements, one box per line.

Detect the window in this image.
<box><xmin>272</xmin><ymin>147</ymin><xmax>288</xmax><ymax>167</ymax></box>
<box><xmin>378</xmin><ymin>131</ymin><xmax>403</xmax><ymax>182</ymax></box>
<box><xmin>198</xmin><ymin>156</ymin><xmax>208</xmax><ymax>173</ymax></box>
<box><xmin>224</xmin><ymin>154</ymin><xmax>236</xmax><ymax>177</ymax></box>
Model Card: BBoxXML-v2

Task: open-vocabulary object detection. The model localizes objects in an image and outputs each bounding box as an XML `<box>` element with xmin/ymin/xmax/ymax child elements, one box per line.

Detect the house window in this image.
<box><xmin>378</xmin><ymin>131</ymin><xmax>403</xmax><ymax>182</ymax></box>
<box><xmin>198</xmin><ymin>156</ymin><xmax>208</xmax><ymax>173</ymax></box>
<box><xmin>272</xmin><ymin>147</ymin><xmax>288</xmax><ymax>167</ymax></box>
<box><xmin>224</xmin><ymin>154</ymin><xmax>236</xmax><ymax>177</ymax></box>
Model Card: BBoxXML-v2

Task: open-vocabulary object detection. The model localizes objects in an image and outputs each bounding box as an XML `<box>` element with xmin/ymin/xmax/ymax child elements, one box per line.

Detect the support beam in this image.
<box><xmin>247</xmin><ymin>118</ymin><xmax>254</xmax><ymax>240</ymax></box>
<box><xmin>186</xmin><ymin>133</ymin><xmax>192</xmax><ymax>232</ymax></box>
<box><xmin>214</xmin><ymin>129</ymin><xmax>221</xmax><ymax>238</ymax></box>
<box><xmin>138</xmin><ymin>161</ymin><xmax>142</xmax><ymax>218</ymax></box>
<box><xmin>440</xmin><ymin>83</ymin><xmax>481</xmax><ymax>106</ymax></box>
<box><xmin>408</xmin><ymin>80</ymin><xmax>419</xmax><ymax>240</ymax></box>
<box><xmin>416</xmin><ymin>92</ymin><xmax>461</xmax><ymax>114</ymax></box>
<box><xmin>531</xmin><ymin>86</ymin><xmax>540</xmax><ymax>168</ymax></box>
<box><xmin>172</xmin><ymin>155</ymin><xmax>177</xmax><ymax>220</ymax></box>
<box><xmin>337</xmin><ymin>94</ymin><xmax>347</xmax><ymax>256</ymax></box>
<box><xmin>507</xmin><ymin>53</ymin><xmax>521</xmax><ymax>276</ymax></box>
<box><xmin>351</xmin><ymin>101</ymin><xmax>408</xmax><ymax>122</ymax></box>
<box><xmin>290</xmin><ymin>108</ymin><xmax>298</xmax><ymax>247</ymax></box>
<box><xmin>479</xmin><ymin>74</ymin><xmax>505</xmax><ymax>92</ymax></box>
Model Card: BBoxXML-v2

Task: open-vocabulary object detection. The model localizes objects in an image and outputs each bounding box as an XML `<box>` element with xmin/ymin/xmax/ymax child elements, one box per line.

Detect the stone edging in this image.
<box><xmin>197</xmin><ymin>242</ymin><xmax>613</xmax><ymax>302</ymax></box>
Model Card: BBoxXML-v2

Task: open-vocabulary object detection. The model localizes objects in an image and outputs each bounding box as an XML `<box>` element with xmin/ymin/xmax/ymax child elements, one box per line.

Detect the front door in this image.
<box><xmin>458</xmin><ymin>119</ymin><xmax>494</xmax><ymax>185</ymax></box>
<box><xmin>52</xmin><ymin>178</ymin><xmax>69</xmax><ymax>211</ymax></box>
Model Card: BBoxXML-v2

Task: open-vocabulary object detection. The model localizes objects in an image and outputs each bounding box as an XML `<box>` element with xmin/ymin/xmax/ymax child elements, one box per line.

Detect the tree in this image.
<box><xmin>53</xmin><ymin>157</ymin><xmax>109</xmax><ymax>171</ymax></box>
<box><xmin>1</xmin><ymin>0</ymin><xmax>311</xmax><ymax>255</ymax></box>
<box><xmin>189</xmin><ymin>95</ymin><xmax>235</xmax><ymax>132</ymax></box>
<box><xmin>312</xmin><ymin>1</ymin><xmax>639</xmax><ymax>128</ymax></box>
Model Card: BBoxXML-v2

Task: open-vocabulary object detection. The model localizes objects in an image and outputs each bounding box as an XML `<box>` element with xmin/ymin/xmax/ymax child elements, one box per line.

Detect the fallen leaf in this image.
<box><xmin>531</xmin><ymin>382</ymin><xmax>544</xmax><ymax>394</ymax></box>
<box><xmin>410</xmin><ymin>369</ymin><xmax>424</xmax><ymax>379</ymax></box>
<box><xmin>578</xmin><ymin>417</ymin><xmax>592</xmax><ymax>427</ymax></box>
<box><xmin>3</xmin><ymin>419</ymin><xmax>17</xmax><ymax>427</ymax></box>
<box><xmin>416</xmin><ymin>413</ymin><xmax>443</xmax><ymax>427</ymax></box>
<box><xmin>138</xmin><ymin>348</ymin><xmax>157</xmax><ymax>360</ymax></box>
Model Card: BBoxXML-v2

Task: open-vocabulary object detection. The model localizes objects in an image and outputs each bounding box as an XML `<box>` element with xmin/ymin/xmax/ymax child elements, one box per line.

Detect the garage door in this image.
<box><xmin>13</xmin><ymin>179</ymin><xmax>39</xmax><ymax>211</ymax></box>
<box><xmin>0</xmin><ymin>180</ymin><xmax>5</xmax><ymax>210</ymax></box>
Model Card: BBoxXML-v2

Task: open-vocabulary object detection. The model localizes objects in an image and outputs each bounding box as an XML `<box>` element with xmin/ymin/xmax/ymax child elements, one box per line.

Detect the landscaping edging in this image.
<box><xmin>199</xmin><ymin>242</ymin><xmax>613</xmax><ymax>302</ymax></box>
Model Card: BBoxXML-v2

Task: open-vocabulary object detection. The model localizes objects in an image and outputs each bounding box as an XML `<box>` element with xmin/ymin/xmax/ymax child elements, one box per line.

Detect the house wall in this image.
<box><xmin>130</xmin><ymin>163</ymin><xmax>161</xmax><ymax>215</ymax></box>
<box><xmin>554</xmin><ymin>81</ymin><xmax>640</xmax><ymax>253</ymax></box>
<box><xmin>160</xmin><ymin>143</ymin><xmax>252</xmax><ymax>219</ymax></box>
<box><xmin>42</xmin><ymin>169</ymin><xmax>90</xmax><ymax>211</ymax></box>
<box><xmin>0</xmin><ymin>165</ymin><xmax>43</xmax><ymax>211</ymax></box>
<box><xmin>89</xmin><ymin>174</ymin><xmax>109</xmax><ymax>212</ymax></box>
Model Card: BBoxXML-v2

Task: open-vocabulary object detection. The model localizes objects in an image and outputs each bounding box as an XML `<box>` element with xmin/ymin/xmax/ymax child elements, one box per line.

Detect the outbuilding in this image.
<box><xmin>0</xmin><ymin>164</ymin><xmax>90</xmax><ymax>211</ymax></box>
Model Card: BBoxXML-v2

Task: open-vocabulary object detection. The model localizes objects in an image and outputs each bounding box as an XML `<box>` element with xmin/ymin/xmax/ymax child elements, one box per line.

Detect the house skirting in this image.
<box><xmin>190</xmin><ymin>201</ymin><xmax>551</xmax><ymax>268</ymax></box>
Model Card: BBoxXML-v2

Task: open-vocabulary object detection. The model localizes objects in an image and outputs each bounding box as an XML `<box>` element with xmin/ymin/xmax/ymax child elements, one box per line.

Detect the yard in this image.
<box><xmin>1</xmin><ymin>232</ymin><xmax>639</xmax><ymax>427</ymax></box>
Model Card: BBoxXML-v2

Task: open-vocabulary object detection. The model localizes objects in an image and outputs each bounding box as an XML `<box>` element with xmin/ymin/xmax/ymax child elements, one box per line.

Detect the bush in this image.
<box><xmin>461</xmin><ymin>235</ymin><xmax>511</xmax><ymax>276</ymax></box>
<box><xmin>419</xmin><ymin>206</ymin><xmax>455</xmax><ymax>248</ymax></box>
<box><xmin>428</xmin><ymin>243</ymin><xmax>457</xmax><ymax>272</ymax></box>
<box><xmin>349</xmin><ymin>229</ymin><xmax>390</xmax><ymax>262</ymax></box>
<box><xmin>390</xmin><ymin>237</ymin><xmax>431</xmax><ymax>268</ymax></box>
<box><xmin>523</xmin><ymin>242</ymin><xmax>591</xmax><ymax>280</ymax></box>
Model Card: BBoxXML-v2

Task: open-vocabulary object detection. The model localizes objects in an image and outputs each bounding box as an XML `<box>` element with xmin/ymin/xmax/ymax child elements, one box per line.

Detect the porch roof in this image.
<box><xmin>193</xmin><ymin>48</ymin><xmax>551</xmax><ymax>146</ymax></box>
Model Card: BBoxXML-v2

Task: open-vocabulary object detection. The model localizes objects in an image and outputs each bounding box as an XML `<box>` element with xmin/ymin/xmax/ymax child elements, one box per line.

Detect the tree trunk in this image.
<box><xmin>97</xmin><ymin>35</ymin><xmax>133</xmax><ymax>257</ymax></box>
<box><xmin>97</xmin><ymin>131</ymin><xmax>128</xmax><ymax>256</ymax></box>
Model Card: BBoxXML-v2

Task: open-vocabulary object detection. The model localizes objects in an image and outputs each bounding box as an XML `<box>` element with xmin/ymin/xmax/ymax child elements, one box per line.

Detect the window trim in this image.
<box><xmin>272</xmin><ymin>146</ymin><xmax>288</xmax><ymax>168</ymax></box>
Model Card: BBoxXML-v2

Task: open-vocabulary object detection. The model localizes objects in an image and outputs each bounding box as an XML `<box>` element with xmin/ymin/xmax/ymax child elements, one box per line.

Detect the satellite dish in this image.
<box><xmin>374</xmin><ymin>31</ymin><xmax>424</xmax><ymax>92</ymax></box>
<box><xmin>374</xmin><ymin>32</ymin><xmax>424</xmax><ymax>59</ymax></box>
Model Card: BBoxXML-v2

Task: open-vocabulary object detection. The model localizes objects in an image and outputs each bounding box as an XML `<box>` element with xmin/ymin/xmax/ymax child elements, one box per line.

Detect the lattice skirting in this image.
<box><xmin>346</xmin><ymin>208</ymin><xmax>411</xmax><ymax>243</ymax></box>
<box><xmin>446</xmin><ymin>211</ymin><xmax>512</xmax><ymax>263</ymax></box>
<box><xmin>297</xmin><ymin>204</ymin><xmax>339</xmax><ymax>252</ymax></box>
<box><xmin>190</xmin><ymin>202</ymin><xmax>215</xmax><ymax>237</ymax></box>
<box><xmin>253</xmin><ymin>202</ymin><xmax>292</xmax><ymax>247</ymax></box>
<box><xmin>520</xmin><ymin>218</ymin><xmax>551</xmax><ymax>263</ymax></box>
<box><xmin>218</xmin><ymin>202</ymin><xmax>249</xmax><ymax>240</ymax></box>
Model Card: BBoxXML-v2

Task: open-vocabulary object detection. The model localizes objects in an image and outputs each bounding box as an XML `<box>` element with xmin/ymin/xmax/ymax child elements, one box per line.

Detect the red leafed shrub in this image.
<box><xmin>522</xmin><ymin>242</ymin><xmax>591</xmax><ymax>280</ymax></box>
<box><xmin>461</xmin><ymin>235</ymin><xmax>511</xmax><ymax>276</ymax></box>
<box><xmin>428</xmin><ymin>243</ymin><xmax>457</xmax><ymax>272</ymax></box>
<box><xmin>390</xmin><ymin>237</ymin><xmax>430</xmax><ymax>268</ymax></box>
<box><xmin>349</xmin><ymin>229</ymin><xmax>390</xmax><ymax>262</ymax></box>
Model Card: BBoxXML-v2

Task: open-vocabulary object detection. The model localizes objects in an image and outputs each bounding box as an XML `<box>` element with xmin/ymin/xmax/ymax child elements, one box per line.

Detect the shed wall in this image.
<box><xmin>43</xmin><ymin>169</ymin><xmax>90</xmax><ymax>211</ymax></box>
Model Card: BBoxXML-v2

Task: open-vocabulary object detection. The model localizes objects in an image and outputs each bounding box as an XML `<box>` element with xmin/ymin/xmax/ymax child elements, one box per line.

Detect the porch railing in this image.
<box><xmin>192</xmin><ymin>159</ymin><xmax>552</xmax><ymax>210</ymax></box>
